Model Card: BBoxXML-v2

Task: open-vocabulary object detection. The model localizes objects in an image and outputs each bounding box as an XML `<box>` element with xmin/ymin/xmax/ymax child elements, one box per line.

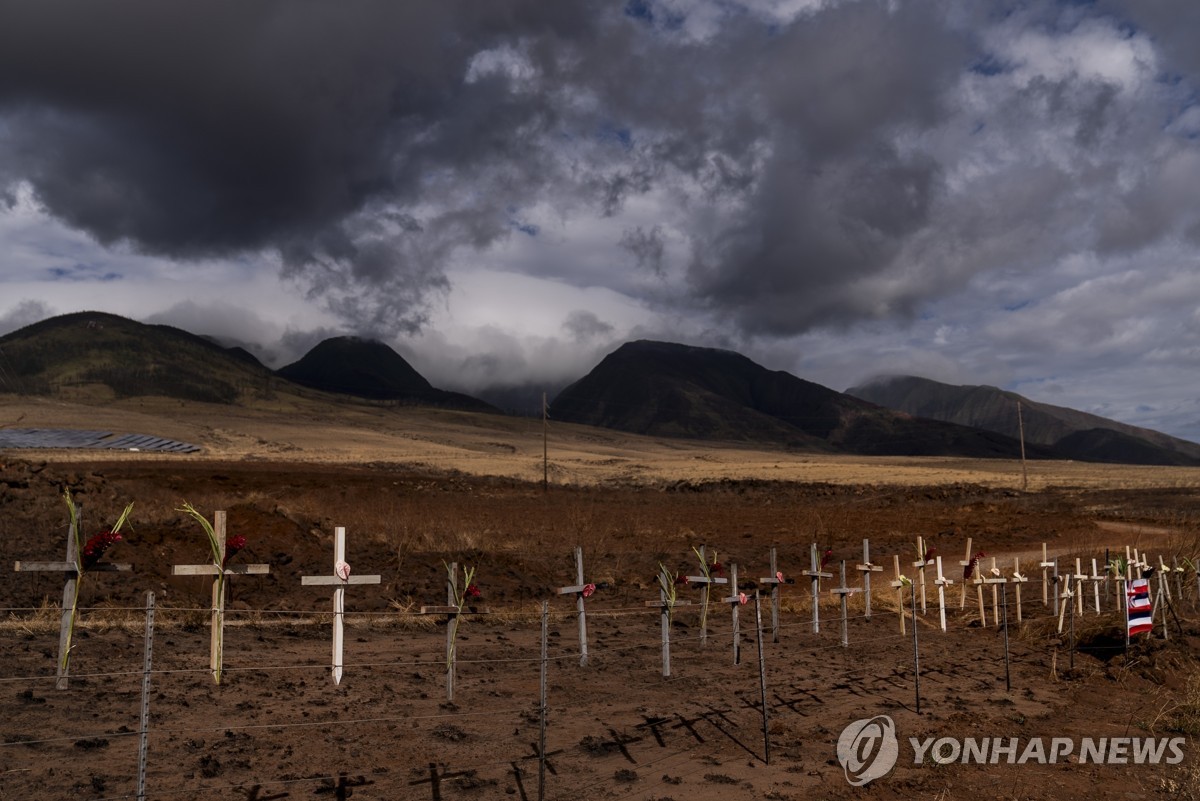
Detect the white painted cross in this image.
<box><xmin>829</xmin><ymin>561</ymin><xmax>861</xmax><ymax>647</ymax></box>
<box><xmin>300</xmin><ymin>526</ymin><xmax>381</xmax><ymax>685</ymax></box>
<box><xmin>1157</xmin><ymin>555</ymin><xmax>1174</xmax><ymax>605</ymax></box>
<box><xmin>1010</xmin><ymin>558</ymin><xmax>1029</xmax><ymax>622</ymax></box>
<box><xmin>1039</xmin><ymin>543</ymin><xmax>1053</xmax><ymax>607</ymax></box>
<box><xmin>557</xmin><ymin>546</ymin><xmax>598</xmax><ymax>667</ymax></box>
<box><xmin>1087</xmin><ymin>558</ymin><xmax>1104</xmax><ymax>614</ymax></box>
<box><xmin>971</xmin><ymin>557</ymin><xmax>987</xmax><ymax>627</ymax></box>
<box><xmin>958</xmin><ymin>537</ymin><xmax>974</xmax><ymax>610</ymax></box>
<box><xmin>856</xmin><ymin>539</ymin><xmax>883</xmax><ymax>620</ymax></box>
<box><xmin>686</xmin><ymin>545</ymin><xmax>728</xmax><ymax>646</ymax></box>
<box><xmin>912</xmin><ymin>536</ymin><xmax>935</xmax><ymax>614</ymax></box>
<box><xmin>984</xmin><ymin>560</ymin><xmax>1008</xmax><ymax>630</ymax></box>
<box><xmin>1056</xmin><ymin>562</ymin><xmax>1074</xmax><ymax>635</ymax></box>
<box><xmin>801</xmin><ymin>543</ymin><xmax>832</xmax><ymax>634</ymax></box>
<box><xmin>14</xmin><ymin>503</ymin><xmax>131</xmax><ymax>689</ymax></box>
<box><xmin>933</xmin><ymin>556</ymin><xmax>953</xmax><ymax>632</ymax></box>
<box><xmin>1072</xmin><ymin>559</ymin><xmax>1087</xmax><ymax>616</ymax></box>
<box><xmin>171</xmin><ymin>510</ymin><xmax>269</xmax><ymax>684</ymax></box>
<box><xmin>889</xmin><ymin>554</ymin><xmax>907</xmax><ymax>635</ymax></box>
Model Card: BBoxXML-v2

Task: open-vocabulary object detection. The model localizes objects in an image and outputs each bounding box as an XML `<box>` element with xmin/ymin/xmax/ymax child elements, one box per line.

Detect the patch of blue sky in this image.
<box><xmin>596</xmin><ymin>124</ymin><xmax>634</xmax><ymax>150</ymax></box>
<box><xmin>47</xmin><ymin>264</ymin><xmax>122</xmax><ymax>282</ymax></box>
<box><xmin>1004</xmin><ymin>300</ymin><xmax>1031</xmax><ymax>312</ymax></box>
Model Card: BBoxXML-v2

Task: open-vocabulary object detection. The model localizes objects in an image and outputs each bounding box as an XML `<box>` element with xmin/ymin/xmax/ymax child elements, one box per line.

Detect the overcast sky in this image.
<box><xmin>2</xmin><ymin>0</ymin><xmax>1200</xmax><ymax>441</ymax></box>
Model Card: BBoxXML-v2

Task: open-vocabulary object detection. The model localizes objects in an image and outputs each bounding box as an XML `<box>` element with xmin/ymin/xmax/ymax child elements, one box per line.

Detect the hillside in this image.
<box><xmin>277</xmin><ymin>336</ymin><xmax>495</xmax><ymax>412</ymax></box>
<box><xmin>549</xmin><ymin>340</ymin><xmax>1040</xmax><ymax>458</ymax></box>
<box><xmin>0</xmin><ymin>310</ymin><xmax>276</xmax><ymax>404</ymax></box>
<box><xmin>847</xmin><ymin>375</ymin><xmax>1200</xmax><ymax>466</ymax></box>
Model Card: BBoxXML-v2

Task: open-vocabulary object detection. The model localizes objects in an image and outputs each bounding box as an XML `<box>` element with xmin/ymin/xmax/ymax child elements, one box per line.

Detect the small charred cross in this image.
<box><xmin>314</xmin><ymin>773</ymin><xmax>373</xmax><ymax>801</ymax></box>
<box><xmin>409</xmin><ymin>763</ymin><xmax>474</xmax><ymax>801</ymax></box>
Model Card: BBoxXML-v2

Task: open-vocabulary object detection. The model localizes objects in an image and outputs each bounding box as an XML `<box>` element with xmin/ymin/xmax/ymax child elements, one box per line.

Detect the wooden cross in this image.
<box><xmin>686</xmin><ymin>545</ymin><xmax>728</xmax><ymax>645</ymax></box>
<box><xmin>983</xmin><ymin>559</ymin><xmax>1008</xmax><ymax>629</ymax></box>
<box><xmin>300</xmin><ymin>527</ymin><xmax>380</xmax><ymax>685</ymax></box>
<box><xmin>1072</xmin><ymin>558</ymin><xmax>1087</xmax><ymax>616</ymax></box>
<box><xmin>958</xmin><ymin>537</ymin><xmax>974</xmax><ymax>609</ymax></box>
<box><xmin>1087</xmin><ymin>558</ymin><xmax>1104</xmax><ymax>613</ymax></box>
<box><xmin>1173</xmin><ymin>556</ymin><xmax>1185</xmax><ymax>604</ymax></box>
<box><xmin>889</xmin><ymin>554</ymin><xmax>906</xmax><ymax>635</ymax></box>
<box><xmin>409</xmin><ymin>763</ymin><xmax>474</xmax><ymax>801</ymax></box>
<box><xmin>1056</xmin><ymin>561</ymin><xmax>1074</xmax><ymax>634</ymax></box>
<box><xmin>171</xmin><ymin>511</ymin><xmax>269</xmax><ymax>684</ymax></box>
<box><xmin>721</xmin><ymin>562</ymin><xmax>748</xmax><ymax>665</ymax></box>
<box><xmin>1157</xmin><ymin>556</ymin><xmax>1174</xmax><ymax>605</ymax></box>
<box><xmin>933</xmin><ymin>555</ymin><xmax>953</xmax><ymax>632</ymax></box>
<box><xmin>645</xmin><ymin>567</ymin><xmax>692</xmax><ymax>678</ymax></box>
<box><xmin>829</xmin><ymin>561</ymin><xmax>861</xmax><ymax>647</ymax></box>
<box><xmin>1039</xmin><ymin>543</ymin><xmax>1053</xmax><ymax>607</ymax></box>
<box><xmin>970</xmin><ymin>557</ymin><xmax>987</xmax><ymax>627</ymax></box>
<box><xmin>1011</xmin><ymin>558</ymin><xmax>1029</xmax><ymax>622</ymax></box>
<box><xmin>800</xmin><ymin>543</ymin><xmax>832</xmax><ymax>634</ymax></box>
<box><xmin>14</xmin><ymin>503</ymin><xmax>131</xmax><ymax>689</ymax></box>
<box><xmin>557</xmin><ymin>546</ymin><xmax>597</xmax><ymax>667</ymax></box>
<box><xmin>757</xmin><ymin>547</ymin><xmax>785</xmax><ymax>642</ymax></box>
<box><xmin>912</xmin><ymin>536</ymin><xmax>935</xmax><ymax>614</ymax></box>
<box><xmin>420</xmin><ymin>562</ymin><xmax>490</xmax><ymax>701</ymax></box>
<box><xmin>856</xmin><ymin>539</ymin><xmax>883</xmax><ymax>620</ymax></box>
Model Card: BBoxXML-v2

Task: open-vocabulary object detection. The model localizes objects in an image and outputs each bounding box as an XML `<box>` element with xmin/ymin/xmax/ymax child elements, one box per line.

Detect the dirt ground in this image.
<box><xmin>4</xmin><ymin>398</ymin><xmax>1200</xmax><ymax>800</ymax></box>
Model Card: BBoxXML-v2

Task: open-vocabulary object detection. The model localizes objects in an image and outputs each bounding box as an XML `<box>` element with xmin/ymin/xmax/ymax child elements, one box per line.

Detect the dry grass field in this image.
<box><xmin>4</xmin><ymin>393</ymin><xmax>1200</xmax><ymax>800</ymax></box>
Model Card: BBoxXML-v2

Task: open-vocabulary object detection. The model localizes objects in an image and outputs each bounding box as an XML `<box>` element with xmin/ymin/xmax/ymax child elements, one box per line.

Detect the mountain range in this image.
<box><xmin>0</xmin><ymin>311</ymin><xmax>1195</xmax><ymax>466</ymax></box>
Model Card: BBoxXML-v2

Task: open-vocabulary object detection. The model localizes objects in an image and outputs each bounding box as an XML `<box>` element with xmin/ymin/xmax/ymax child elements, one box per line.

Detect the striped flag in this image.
<box><xmin>1127</xmin><ymin>578</ymin><xmax>1153</xmax><ymax>636</ymax></box>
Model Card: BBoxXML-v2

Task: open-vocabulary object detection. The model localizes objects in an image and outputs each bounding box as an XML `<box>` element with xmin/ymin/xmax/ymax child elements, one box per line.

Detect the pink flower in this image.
<box><xmin>582</xmin><ymin>583</ymin><xmax>597</xmax><ymax>598</ymax></box>
<box><xmin>738</xmin><ymin>592</ymin><xmax>748</xmax><ymax>605</ymax></box>
<box><xmin>336</xmin><ymin>561</ymin><xmax>352</xmax><ymax>581</ymax></box>
<box><xmin>775</xmin><ymin>571</ymin><xmax>784</xmax><ymax>583</ymax></box>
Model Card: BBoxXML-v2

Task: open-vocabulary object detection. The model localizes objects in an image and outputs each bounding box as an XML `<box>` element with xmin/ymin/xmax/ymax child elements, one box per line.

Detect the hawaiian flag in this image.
<box><xmin>1127</xmin><ymin>578</ymin><xmax>1153</xmax><ymax>636</ymax></box>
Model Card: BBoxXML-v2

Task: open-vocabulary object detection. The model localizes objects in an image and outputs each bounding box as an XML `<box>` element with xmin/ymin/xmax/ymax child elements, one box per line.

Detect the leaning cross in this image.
<box><xmin>829</xmin><ymin>561</ymin><xmax>861</xmax><ymax>647</ymax></box>
<box><xmin>171</xmin><ymin>511</ymin><xmax>269</xmax><ymax>684</ymax></box>
<box><xmin>933</xmin><ymin>555</ymin><xmax>953</xmax><ymax>632</ymax></box>
<box><xmin>557</xmin><ymin>546</ymin><xmax>598</xmax><ymax>667</ymax></box>
<box><xmin>300</xmin><ymin>526</ymin><xmax>381</xmax><ymax>685</ymax></box>
<box><xmin>801</xmin><ymin>543</ymin><xmax>832</xmax><ymax>634</ymax></box>
<box><xmin>856</xmin><ymin>539</ymin><xmax>883</xmax><ymax>620</ymax></box>
<box><xmin>958</xmin><ymin>537</ymin><xmax>974</xmax><ymax>610</ymax></box>
<box><xmin>14</xmin><ymin>503</ymin><xmax>131</xmax><ymax>689</ymax></box>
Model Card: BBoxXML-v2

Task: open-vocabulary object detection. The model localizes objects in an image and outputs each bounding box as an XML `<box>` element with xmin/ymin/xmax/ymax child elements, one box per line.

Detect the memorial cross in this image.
<box><xmin>856</xmin><ymin>538</ymin><xmax>883</xmax><ymax>620</ymax></box>
<box><xmin>300</xmin><ymin>526</ymin><xmax>381</xmax><ymax>685</ymax></box>
<box><xmin>958</xmin><ymin>537</ymin><xmax>974</xmax><ymax>610</ymax></box>
<box><xmin>686</xmin><ymin>545</ymin><xmax>728</xmax><ymax>645</ymax></box>
<box><xmin>171</xmin><ymin>510</ymin><xmax>269</xmax><ymax>684</ymax></box>
<box><xmin>14</xmin><ymin>502</ymin><xmax>132</xmax><ymax>689</ymax></box>
<box><xmin>645</xmin><ymin>565</ymin><xmax>692</xmax><ymax>678</ymax></box>
<box><xmin>1039</xmin><ymin>543</ymin><xmax>1054</xmax><ymax>607</ymax></box>
<box><xmin>1087</xmin><ymin>558</ymin><xmax>1104</xmax><ymax>613</ymax></box>
<box><xmin>557</xmin><ymin>546</ymin><xmax>598</xmax><ymax>667</ymax></box>
<box><xmin>829</xmin><ymin>561</ymin><xmax>861</xmax><ymax>647</ymax></box>
<box><xmin>722</xmin><ymin>562</ymin><xmax>749</xmax><ymax>665</ymax></box>
<box><xmin>420</xmin><ymin>562</ymin><xmax>490</xmax><ymax>701</ymax></box>
<box><xmin>889</xmin><ymin>554</ymin><xmax>907</xmax><ymax>635</ymax></box>
<box><xmin>933</xmin><ymin>556</ymin><xmax>954</xmax><ymax>632</ymax></box>
<box><xmin>1010</xmin><ymin>558</ymin><xmax>1029</xmax><ymax>622</ymax></box>
<box><xmin>800</xmin><ymin>543</ymin><xmax>832</xmax><ymax>634</ymax></box>
<box><xmin>757</xmin><ymin>547</ymin><xmax>786</xmax><ymax>642</ymax></box>
<box><xmin>912</xmin><ymin>536</ymin><xmax>935</xmax><ymax>614</ymax></box>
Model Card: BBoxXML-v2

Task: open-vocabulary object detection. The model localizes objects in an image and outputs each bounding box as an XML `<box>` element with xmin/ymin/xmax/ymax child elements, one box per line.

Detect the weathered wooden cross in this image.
<box><xmin>645</xmin><ymin>565</ymin><xmax>692</xmax><ymax>678</ymax></box>
<box><xmin>889</xmin><ymin>554</ymin><xmax>906</xmax><ymax>635</ymax></box>
<box><xmin>1087</xmin><ymin>558</ymin><xmax>1104</xmax><ymax>613</ymax></box>
<box><xmin>829</xmin><ymin>561</ymin><xmax>861</xmax><ymax>647</ymax></box>
<box><xmin>1071</xmin><ymin>558</ymin><xmax>1087</xmax><ymax>616</ymax></box>
<box><xmin>686</xmin><ymin>545</ymin><xmax>727</xmax><ymax>646</ymax></box>
<box><xmin>757</xmin><ymin>547</ymin><xmax>786</xmax><ymax>642</ymax></box>
<box><xmin>722</xmin><ymin>562</ymin><xmax>748</xmax><ymax>665</ymax></box>
<box><xmin>984</xmin><ymin>559</ymin><xmax>1008</xmax><ymax>629</ymax></box>
<box><xmin>958</xmin><ymin>537</ymin><xmax>974</xmax><ymax>609</ymax></box>
<box><xmin>171</xmin><ymin>510</ymin><xmax>269</xmax><ymax>684</ymax></box>
<box><xmin>970</xmin><ymin>557</ymin><xmax>987</xmax><ymax>627</ymax></box>
<box><xmin>856</xmin><ymin>538</ymin><xmax>883</xmax><ymax>620</ymax></box>
<box><xmin>557</xmin><ymin>546</ymin><xmax>597</xmax><ymax>667</ymax></box>
<box><xmin>420</xmin><ymin>562</ymin><xmax>489</xmax><ymax>701</ymax></box>
<box><xmin>14</xmin><ymin>503</ymin><xmax>132</xmax><ymax>690</ymax></box>
<box><xmin>300</xmin><ymin>526</ymin><xmax>380</xmax><ymax>685</ymax></box>
<box><xmin>912</xmin><ymin>536</ymin><xmax>935</xmax><ymax>614</ymax></box>
<box><xmin>1039</xmin><ymin>543</ymin><xmax>1053</xmax><ymax>607</ymax></box>
<box><xmin>933</xmin><ymin>555</ymin><xmax>953</xmax><ymax>632</ymax></box>
<box><xmin>801</xmin><ymin>543</ymin><xmax>832</xmax><ymax>634</ymax></box>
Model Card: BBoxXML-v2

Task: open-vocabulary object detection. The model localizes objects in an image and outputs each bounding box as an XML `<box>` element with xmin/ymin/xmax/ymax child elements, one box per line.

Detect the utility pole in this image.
<box><xmin>542</xmin><ymin>392</ymin><xmax>549</xmax><ymax>492</ymax></box>
<box><xmin>1017</xmin><ymin>399</ymin><xmax>1028</xmax><ymax>492</ymax></box>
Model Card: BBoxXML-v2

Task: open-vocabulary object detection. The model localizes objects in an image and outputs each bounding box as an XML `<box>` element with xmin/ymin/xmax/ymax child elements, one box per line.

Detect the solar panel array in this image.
<box><xmin>0</xmin><ymin>428</ymin><xmax>201</xmax><ymax>453</ymax></box>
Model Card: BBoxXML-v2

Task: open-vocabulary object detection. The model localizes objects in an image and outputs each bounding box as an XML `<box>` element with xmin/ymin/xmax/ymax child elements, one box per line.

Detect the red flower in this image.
<box><xmin>709</xmin><ymin>561</ymin><xmax>725</xmax><ymax>577</ymax></box>
<box><xmin>464</xmin><ymin>583</ymin><xmax>482</xmax><ymax>599</ymax></box>
<box><xmin>582</xmin><ymin>583</ymin><xmax>597</xmax><ymax>598</ymax></box>
<box><xmin>223</xmin><ymin>535</ymin><xmax>247</xmax><ymax>568</ymax></box>
<box><xmin>674</xmin><ymin>574</ymin><xmax>690</xmax><ymax>586</ymax></box>
<box><xmin>81</xmin><ymin>531</ymin><xmax>122</xmax><ymax>569</ymax></box>
<box><xmin>820</xmin><ymin>548</ymin><xmax>833</xmax><ymax>569</ymax></box>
